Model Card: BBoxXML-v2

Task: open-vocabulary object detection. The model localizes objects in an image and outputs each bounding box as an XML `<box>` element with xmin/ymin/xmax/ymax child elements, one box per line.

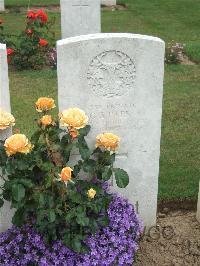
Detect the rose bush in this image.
<box><xmin>0</xmin><ymin>98</ymin><xmax>133</xmax><ymax>255</ymax></box>
<box><xmin>0</xmin><ymin>9</ymin><xmax>55</xmax><ymax>70</ymax></box>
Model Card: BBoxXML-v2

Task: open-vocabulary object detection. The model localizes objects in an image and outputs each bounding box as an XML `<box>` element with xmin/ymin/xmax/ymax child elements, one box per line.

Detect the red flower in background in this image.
<box><xmin>6</xmin><ymin>48</ymin><xmax>14</xmax><ymax>63</ymax></box>
<box><xmin>36</xmin><ymin>9</ymin><xmax>48</xmax><ymax>23</ymax></box>
<box><xmin>39</xmin><ymin>39</ymin><xmax>48</xmax><ymax>47</ymax></box>
<box><xmin>26</xmin><ymin>29</ymin><xmax>33</xmax><ymax>35</ymax></box>
<box><xmin>0</xmin><ymin>19</ymin><xmax>3</xmax><ymax>25</ymax></box>
<box><xmin>7</xmin><ymin>48</ymin><xmax>14</xmax><ymax>55</ymax></box>
<box><xmin>27</xmin><ymin>10</ymin><xmax>37</xmax><ymax>20</ymax></box>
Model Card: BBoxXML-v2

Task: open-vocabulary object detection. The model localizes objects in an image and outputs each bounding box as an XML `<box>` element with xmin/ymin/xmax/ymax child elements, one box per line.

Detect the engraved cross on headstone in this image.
<box><xmin>72</xmin><ymin>0</ymin><xmax>89</xmax><ymax>27</ymax></box>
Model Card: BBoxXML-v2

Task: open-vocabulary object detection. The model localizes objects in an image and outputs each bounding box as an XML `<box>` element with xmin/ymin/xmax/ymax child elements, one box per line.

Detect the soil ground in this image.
<box><xmin>135</xmin><ymin>211</ymin><xmax>200</xmax><ymax>266</ymax></box>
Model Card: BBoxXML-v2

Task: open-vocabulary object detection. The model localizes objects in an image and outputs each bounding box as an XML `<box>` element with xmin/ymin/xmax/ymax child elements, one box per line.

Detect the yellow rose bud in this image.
<box><xmin>35</xmin><ymin>97</ymin><xmax>55</xmax><ymax>112</ymax></box>
<box><xmin>59</xmin><ymin>108</ymin><xmax>88</xmax><ymax>129</ymax></box>
<box><xmin>0</xmin><ymin>110</ymin><xmax>15</xmax><ymax>130</ymax></box>
<box><xmin>69</xmin><ymin>129</ymin><xmax>79</xmax><ymax>139</ymax></box>
<box><xmin>96</xmin><ymin>133</ymin><xmax>120</xmax><ymax>151</ymax></box>
<box><xmin>87</xmin><ymin>188</ymin><xmax>96</xmax><ymax>199</ymax></box>
<box><xmin>40</xmin><ymin>115</ymin><xmax>53</xmax><ymax>127</ymax></box>
<box><xmin>59</xmin><ymin>167</ymin><xmax>73</xmax><ymax>181</ymax></box>
<box><xmin>4</xmin><ymin>134</ymin><xmax>33</xmax><ymax>156</ymax></box>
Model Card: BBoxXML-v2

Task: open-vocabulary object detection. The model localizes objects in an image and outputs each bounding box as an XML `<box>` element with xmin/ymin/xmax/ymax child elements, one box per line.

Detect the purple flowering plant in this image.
<box><xmin>0</xmin><ymin>195</ymin><xmax>142</xmax><ymax>265</ymax></box>
<box><xmin>0</xmin><ymin>100</ymin><xmax>142</xmax><ymax>262</ymax></box>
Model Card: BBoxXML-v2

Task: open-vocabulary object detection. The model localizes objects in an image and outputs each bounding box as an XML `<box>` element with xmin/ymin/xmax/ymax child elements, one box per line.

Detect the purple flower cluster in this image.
<box><xmin>0</xmin><ymin>195</ymin><xmax>142</xmax><ymax>266</ymax></box>
<box><xmin>48</xmin><ymin>48</ymin><xmax>57</xmax><ymax>69</ymax></box>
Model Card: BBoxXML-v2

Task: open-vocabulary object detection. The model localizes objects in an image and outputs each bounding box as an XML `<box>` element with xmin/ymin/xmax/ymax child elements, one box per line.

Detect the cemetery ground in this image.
<box><xmin>0</xmin><ymin>1</ymin><xmax>200</xmax><ymax>264</ymax></box>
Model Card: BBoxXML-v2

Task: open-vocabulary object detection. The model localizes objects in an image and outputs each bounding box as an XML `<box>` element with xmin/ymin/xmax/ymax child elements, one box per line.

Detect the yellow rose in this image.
<box><xmin>35</xmin><ymin>97</ymin><xmax>55</xmax><ymax>112</ymax></box>
<box><xmin>40</xmin><ymin>115</ymin><xmax>54</xmax><ymax>127</ymax></box>
<box><xmin>59</xmin><ymin>167</ymin><xmax>73</xmax><ymax>181</ymax></box>
<box><xmin>87</xmin><ymin>188</ymin><xmax>96</xmax><ymax>199</ymax></box>
<box><xmin>0</xmin><ymin>110</ymin><xmax>15</xmax><ymax>130</ymax></box>
<box><xmin>96</xmin><ymin>133</ymin><xmax>120</xmax><ymax>151</ymax></box>
<box><xmin>4</xmin><ymin>134</ymin><xmax>33</xmax><ymax>156</ymax></box>
<box><xmin>59</xmin><ymin>108</ymin><xmax>88</xmax><ymax>129</ymax></box>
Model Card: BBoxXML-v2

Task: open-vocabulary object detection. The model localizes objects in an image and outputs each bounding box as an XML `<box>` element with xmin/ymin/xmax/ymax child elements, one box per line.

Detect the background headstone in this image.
<box><xmin>197</xmin><ymin>181</ymin><xmax>200</xmax><ymax>222</ymax></box>
<box><xmin>101</xmin><ymin>0</ymin><xmax>116</xmax><ymax>6</ymax></box>
<box><xmin>0</xmin><ymin>0</ymin><xmax>5</xmax><ymax>11</ymax></box>
<box><xmin>0</xmin><ymin>43</ymin><xmax>14</xmax><ymax>233</ymax></box>
<box><xmin>57</xmin><ymin>33</ymin><xmax>165</xmax><ymax>227</ymax></box>
<box><xmin>60</xmin><ymin>0</ymin><xmax>101</xmax><ymax>38</ymax></box>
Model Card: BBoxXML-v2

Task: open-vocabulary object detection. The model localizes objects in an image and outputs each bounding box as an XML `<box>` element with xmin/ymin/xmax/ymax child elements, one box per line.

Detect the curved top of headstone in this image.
<box><xmin>57</xmin><ymin>33</ymin><xmax>164</xmax><ymax>46</ymax></box>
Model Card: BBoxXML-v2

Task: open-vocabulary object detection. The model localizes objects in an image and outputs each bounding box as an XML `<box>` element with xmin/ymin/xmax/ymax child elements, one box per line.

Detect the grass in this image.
<box><xmin>185</xmin><ymin>41</ymin><xmax>200</xmax><ymax>63</ymax></box>
<box><xmin>5</xmin><ymin>0</ymin><xmax>59</xmax><ymax>7</ymax></box>
<box><xmin>1</xmin><ymin>0</ymin><xmax>200</xmax><ymax>201</ymax></box>
<box><xmin>160</xmin><ymin>65</ymin><xmax>200</xmax><ymax>199</ymax></box>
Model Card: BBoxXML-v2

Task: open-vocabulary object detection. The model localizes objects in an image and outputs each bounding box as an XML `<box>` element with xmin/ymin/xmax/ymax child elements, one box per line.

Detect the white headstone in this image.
<box><xmin>60</xmin><ymin>0</ymin><xmax>101</xmax><ymax>38</ymax></box>
<box><xmin>197</xmin><ymin>181</ymin><xmax>200</xmax><ymax>223</ymax></box>
<box><xmin>57</xmin><ymin>33</ymin><xmax>165</xmax><ymax>227</ymax></box>
<box><xmin>0</xmin><ymin>0</ymin><xmax>5</xmax><ymax>11</ymax></box>
<box><xmin>101</xmin><ymin>0</ymin><xmax>116</xmax><ymax>6</ymax></box>
<box><xmin>0</xmin><ymin>43</ymin><xmax>13</xmax><ymax>233</ymax></box>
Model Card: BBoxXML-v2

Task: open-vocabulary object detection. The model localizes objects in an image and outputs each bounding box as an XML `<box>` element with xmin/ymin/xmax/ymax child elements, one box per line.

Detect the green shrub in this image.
<box><xmin>0</xmin><ymin>10</ymin><xmax>55</xmax><ymax>70</ymax></box>
<box><xmin>0</xmin><ymin>100</ymin><xmax>129</xmax><ymax>253</ymax></box>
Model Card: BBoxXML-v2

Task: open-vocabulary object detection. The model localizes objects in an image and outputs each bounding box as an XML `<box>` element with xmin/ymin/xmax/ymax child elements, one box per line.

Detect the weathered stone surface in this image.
<box><xmin>57</xmin><ymin>33</ymin><xmax>165</xmax><ymax>227</ymax></box>
<box><xmin>0</xmin><ymin>43</ymin><xmax>11</xmax><ymax>137</ymax></box>
<box><xmin>101</xmin><ymin>0</ymin><xmax>116</xmax><ymax>6</ymax></box>
<box><xmin>0</xmin><ymin>43</ymin><xmax>13</xmax><ymax>233</ymax></box>
<box><xmin>197</xmin><ymin>181</ymin><xmax>200</xmax><ymax>222</ymax></box>
<box><xmin>0</xmin><ymin>0</ymin><xmax>4</xmax><ymax>11</ymax></box>
<box><xmin>60</xmin><ymin>0</ymin><xmax>101</xmax><ymax>38</ymax></box>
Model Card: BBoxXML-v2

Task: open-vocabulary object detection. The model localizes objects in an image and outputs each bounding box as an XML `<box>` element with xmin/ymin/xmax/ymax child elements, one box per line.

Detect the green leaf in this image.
<box><xmin>73</xmin><ymin>163</ymin><xmax>81</xmax><ymax>176</ymax></box>
<box><xmin>82</xmin><ymin>159</ymin><xmax>96</xmax><ymax>173</ymax></box>
<box><xmin>114</xmin><ymin>168</ymin><xmax>129</xmax><ymax>188</ymax></box>
<box><xmin>0</xmin><ymin>198</ymin><xmax>4</xmax><ymax>208</ymax></box>
<box><xmin>19</xmin><ymin>179</ymin><xmax>34</xmax><ymax>188</ymax></box>
<box><xmin>65</xmin><ymin>210</ymin><xmax>75</xmax><ymax>223</ymax></box>
<box><xmin>61</xmin><ymin>134</ymin><xmax>70</xmax><ymax>145</ymax></box>
<box><xmin>62</xmin><ymin>142</ymin><xmax>74</xmax><ymax>163</ymax></box>
<box><xmin>79</xmin><ymin>125</ymin><xmax>91</xmax><ymax>137</ymax></box>
<box><xmin>12</xmin><ymin>184</ymin><xmax>25</xmax><ymax>202</ymax></box>
<box><xmin>36</xmin><ymin>193</ymin><xmax>45</xmax><ymax>207</ymax></box>
<box><xmin>48</xmin><ymin>210</ymin><xmax>56</xmax><ymax>223</ymax></box>
<box><xmin>76</xmin><ymin>214</ymin><xmax>89</xmax><ymax>226</ymax></box>
<box><xmin>31</xmin><ymin>129</ymin><xmax>41</xmax><ymax>144</ymax></box>
<box><xmin>45</xmin><ymin>175</ymin><xmax>52</xmax><ymax>188</ymax></box>
<box><xmin>104</xmin><ymin>152</ymin><xmax>115</xmax><ymax>166</ymax></box>
<box><xmin>102</xmin><ymin>167</ymin><xmax>112</xmax><ymax>181</ymax></box>
<box><xmin>71</xmin><ymin>237</ymin><xmax>82</xmax><ymax>253</ymax></box>
<box><xmin>78</xmin><ymin>139</ymin><xmax>91</xmax><ymax>160</ymax></box>
<box><xmin>12</xmin><ymin>208</ymin><xmax>25</xmax><ymax>226</ymax></box>
<box><xmin>110</xmin><ymin>153</ymin><xmax>116</xmax><ymax>164</ymax></box>
<box><xmin>68</xmin><ymin>191</ymin><xmax>82</xmax><ymax>203</ymax></box>
<box><xmin>97</xmin><ymin>215</ymin><xmax>109</xmax><ymax>227</ymax></box>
